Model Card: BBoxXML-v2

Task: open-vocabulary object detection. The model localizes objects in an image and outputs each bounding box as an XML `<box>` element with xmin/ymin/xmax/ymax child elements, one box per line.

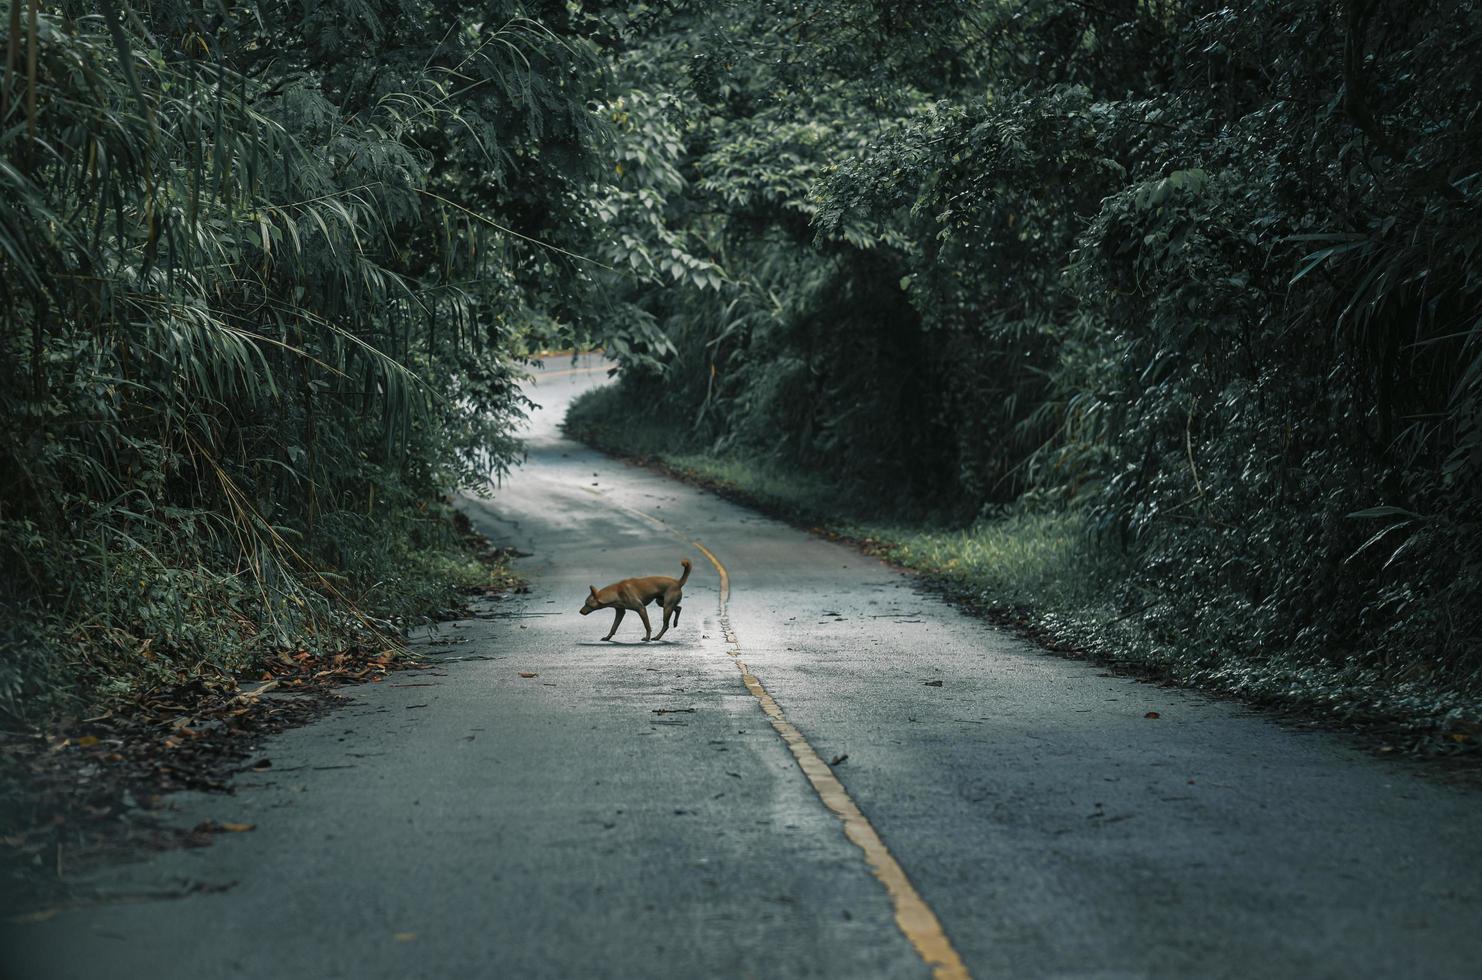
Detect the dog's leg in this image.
<box><xmin>652</xmin><ymin>602</ymin><xmax>673</xmax><ymax>641</ymax></box>
<box><xmin>653</xmin><ymin>587</ymin><xmax>683</xmax><ymax>641</ymax></box>
<box><xmin>635</xmin><ymin>603</ymin><xmax>653</xmax><ymax>641</ymax></box>
<box><xmin>602</xmin><ymin>607</ymin><xmax>625</xmax><ymax>641</ymax></box>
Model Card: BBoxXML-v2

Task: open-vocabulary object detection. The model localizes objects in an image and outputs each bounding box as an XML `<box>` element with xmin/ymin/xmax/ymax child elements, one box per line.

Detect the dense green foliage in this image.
<box><xmin>7</xmin><ymin>0</ymin><xmax>1480</xmax><ymax>729</ymax></box>
<box><xmin>576</xmin><ymin>0</ymin><xmax>1482</xmax><ymax>721</ymax></box>
<box><xmin>0</xmin><ymin>2</ymin><xmax>662</xmax><ymax>720</ymax></box>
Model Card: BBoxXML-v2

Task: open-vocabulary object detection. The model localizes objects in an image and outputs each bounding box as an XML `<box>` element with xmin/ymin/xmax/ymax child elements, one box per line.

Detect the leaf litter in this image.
<box><xmin>1</xmin><ymin>643</ymin><xmax>430</xmax><ymax>919</ymax></box>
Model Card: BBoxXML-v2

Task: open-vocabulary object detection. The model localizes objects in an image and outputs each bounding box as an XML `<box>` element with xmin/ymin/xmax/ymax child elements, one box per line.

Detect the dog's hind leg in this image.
<box><xmin>602</xmin><ymin>608</ymin><xmax>625</xmax><ymax>641</ymax></box>
<box><xmin>653</xmin><ymin>590</ymin><xmax>684</xmax><ymax>640</ymax></box>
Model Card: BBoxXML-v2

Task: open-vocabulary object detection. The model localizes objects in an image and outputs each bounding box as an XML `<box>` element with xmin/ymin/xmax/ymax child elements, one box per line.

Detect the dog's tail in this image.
<box><xmin>678</xmin><ymin>558</ymin><xmax>692</xmax><ymax>586</ymax></box>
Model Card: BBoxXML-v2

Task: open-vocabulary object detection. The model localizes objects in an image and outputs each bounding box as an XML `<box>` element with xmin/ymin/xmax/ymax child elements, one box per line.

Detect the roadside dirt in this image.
<box><xmin>0</xmin><ymin>534</ymin><xmax>526</xmax><ymax>921</ymax></box>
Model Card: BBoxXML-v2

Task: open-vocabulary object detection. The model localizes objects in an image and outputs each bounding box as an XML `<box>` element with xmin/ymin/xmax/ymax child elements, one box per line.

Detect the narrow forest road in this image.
<box><xmin>8</xmin><ymin>355</ymin><xmax>1482</xmax><ymax>980</ymax></box>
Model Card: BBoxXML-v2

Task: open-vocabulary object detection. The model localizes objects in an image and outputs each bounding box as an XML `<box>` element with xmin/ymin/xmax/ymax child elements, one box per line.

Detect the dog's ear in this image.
<box><xmin>590</xmin><ymin>585</ymin><xmax>598</xmax><ymax>597</ymax></box>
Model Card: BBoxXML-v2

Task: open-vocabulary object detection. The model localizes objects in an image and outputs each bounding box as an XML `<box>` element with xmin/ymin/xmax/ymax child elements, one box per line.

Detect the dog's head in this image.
<box><xmin>579</xmin><ymin>585</ymin><xmax>599</xmax><ymax>615</ymax></box>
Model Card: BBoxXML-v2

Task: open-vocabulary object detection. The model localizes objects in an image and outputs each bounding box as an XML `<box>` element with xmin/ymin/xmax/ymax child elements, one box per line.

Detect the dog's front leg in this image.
<box><xmin>602</xmin><ymin>607</ymin><xmax>625</xmax><ymax>640</ymax></box>
<box><xmin>635</xmin><ymin>604</ymin><xmax>653</xmax><ymax>641</ymax></box>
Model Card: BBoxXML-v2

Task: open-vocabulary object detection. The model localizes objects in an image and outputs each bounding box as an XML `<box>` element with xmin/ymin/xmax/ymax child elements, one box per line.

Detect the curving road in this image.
<box><xmin>7</xmin><ymin>355</ymin><xmax>1482</xmax><ymax>979</ymax></box>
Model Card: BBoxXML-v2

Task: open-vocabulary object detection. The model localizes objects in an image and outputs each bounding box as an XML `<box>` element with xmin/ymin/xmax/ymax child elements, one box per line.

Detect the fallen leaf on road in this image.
<box><xmin>394</xmin><ymin>932</ymin><xmax>417</xmax><ymax>942</ymax></box>
<box><xmin>829</xmin><ymin>754</ymin><xmax>849</xmax><ymax>766</ymax></box>
<box><xmin>193</xmin><ymin>820</ymin><xmax>255</xmax><ymax>834</ymax></box>
<box><xmin>1144</xmin><ymin>711</ymin><xmax>1161</xmax><ymax>719</ymax></box>
<box><xmin>76</xmin><ymin>735</ymin><xmax>99</xmax><ymax>748</ymax></box>
<box><xmin>924</xmin><ymin>680</ymin><xmax>943</xmax><ymax>687</ymax></box>
<box><xmin>250</xmin><ymin>758</ymin><xmax>272</xmax><ymax>771</ymax></box>
<box><xmin>518</xmin><ymin>672</ymin><xmax>537</xmax><ymax>678</ymax></box>
<box><xmin>652</xmin><ymin>707</ymin><xmax>696</xmax><ymax>714</ymax></box>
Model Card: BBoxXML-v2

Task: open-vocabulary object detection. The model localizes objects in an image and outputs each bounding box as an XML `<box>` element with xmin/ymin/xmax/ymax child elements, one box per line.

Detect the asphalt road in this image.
<box><xmin>7</xmin><ymin>355</ymin><xmax>1482</xmax><ymax>979</ymax></box>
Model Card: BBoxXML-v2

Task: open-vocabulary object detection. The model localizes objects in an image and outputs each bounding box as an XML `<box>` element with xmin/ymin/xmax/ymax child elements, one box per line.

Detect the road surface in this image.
<box><xmin>6</xmin><ymin>354</ymin><xmax>1482</xmax><ymax>979</ymax></box>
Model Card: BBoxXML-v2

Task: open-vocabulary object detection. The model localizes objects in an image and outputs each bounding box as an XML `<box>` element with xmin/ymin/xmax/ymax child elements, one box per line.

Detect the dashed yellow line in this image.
<box><xmin>691</xmin><ymin>539</ymin><xmax>971</xmax><ymax>980</ymax></box>
<box><xmin>692</xmin><ymin>540</ymin><xmax>730</xmax><ymax>601</ymax></box>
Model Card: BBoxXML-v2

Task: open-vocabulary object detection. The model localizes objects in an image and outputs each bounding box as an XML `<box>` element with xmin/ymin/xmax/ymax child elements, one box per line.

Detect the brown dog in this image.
<box><xmin>579</xmin><ymin>559</ymin><xmax>691</xmax><ymax>642</ymax></box>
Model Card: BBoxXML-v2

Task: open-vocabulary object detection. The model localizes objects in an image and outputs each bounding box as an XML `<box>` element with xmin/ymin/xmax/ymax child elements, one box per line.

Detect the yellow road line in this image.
<box><xmin>691</xmin><ymin>539</ymin><xmax>971</xmax><ymax>980</ymax></box>
<box><xmin>577</xmin><ymin>472</ymin><xmax>970</xmax><ymax>974</ymax></box>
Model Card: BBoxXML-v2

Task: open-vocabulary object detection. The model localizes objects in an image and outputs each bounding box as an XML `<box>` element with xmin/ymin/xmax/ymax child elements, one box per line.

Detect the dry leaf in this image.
<box><xmin>76</xmin><ymin>735</ymin><xmax>99</xmax><ymax>748</ymax></box>
<box><xmin>394</xmin><ymin>932</ymin><xmax>418</xmax><ymax>942</ymax></box>
<box><xmin>518</xmin><ymin>672</ymin><xmax>537</xmax><ymax>678</ymax></box>
<box><xmin>1144</xmin><ymin>711</ymin><xmax>1160</xmax><ymax>719</ymax></box>
<box><xmin>924</xmin><ymin>680</ymin><xmax>943</xmax><ymax>687</ymax></box>
<box><xmin>219</xmin><ymin>822</ymin><xmax>255</xmax><ymax>833</ymax></box>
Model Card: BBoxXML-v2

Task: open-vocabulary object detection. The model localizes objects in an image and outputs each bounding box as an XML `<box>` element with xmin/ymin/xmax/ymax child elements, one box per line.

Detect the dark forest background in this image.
<box><xmin>4</xmin><ymin>1</ymin><xmax>1480</xmax><ymax>737</ymax></box>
